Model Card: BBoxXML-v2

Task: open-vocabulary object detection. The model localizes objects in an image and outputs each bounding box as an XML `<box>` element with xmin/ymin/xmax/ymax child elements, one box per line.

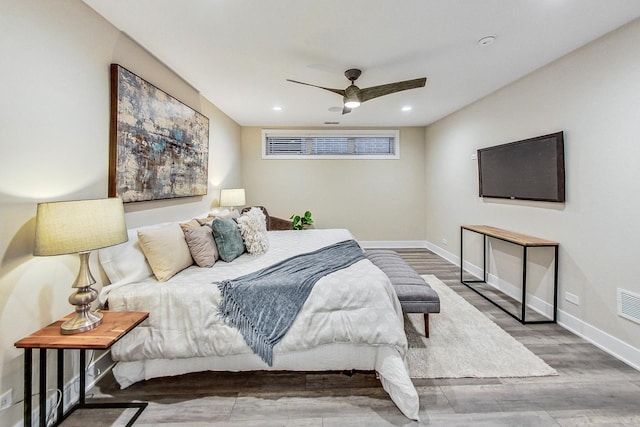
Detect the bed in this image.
<box><xmin>98</xmin><ymin>218</ymin><xmax>420</xmax><ymax>420</ymax></box>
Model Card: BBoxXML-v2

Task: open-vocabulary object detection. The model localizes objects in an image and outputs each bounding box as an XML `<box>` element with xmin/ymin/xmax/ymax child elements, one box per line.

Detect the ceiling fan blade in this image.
<box><xmin>286</xmin><ymin>79</ymin><xmax>345</xmax><ymax>96</ymax></box>
<box><xmin>342</xmin><ymin>106</ymin><xmax>352</xmax><ymax>115</ymax></box>
<box><xmin>360</xmin><ymin>77</ymin><xmax>427</xmax><ymax>103</ymax></box>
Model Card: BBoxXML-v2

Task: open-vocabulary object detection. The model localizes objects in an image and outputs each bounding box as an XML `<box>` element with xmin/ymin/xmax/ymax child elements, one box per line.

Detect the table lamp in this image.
<box><xmin>33</xmin><ymin>198</ymin><xmax>128</xmax><ymax>334</ymax></box>
<box><xmin>219</xmin><ymin>188</ymin><xmax>246</xmax><ymax>211</ymax></box>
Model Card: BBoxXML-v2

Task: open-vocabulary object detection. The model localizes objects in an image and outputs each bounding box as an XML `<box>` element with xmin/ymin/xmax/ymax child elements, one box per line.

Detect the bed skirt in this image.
<box><xmin>113</xmin><ymin>343</ymin><xmax>420</xmax><ymax>420</ymax></box>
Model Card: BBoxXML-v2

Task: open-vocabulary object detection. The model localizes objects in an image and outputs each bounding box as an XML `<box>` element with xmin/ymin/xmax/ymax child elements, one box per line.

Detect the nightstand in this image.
<box><xmin>15</xmin><ymin>311</ymin><xmax>149</xmax><ymax>427</ymax></box>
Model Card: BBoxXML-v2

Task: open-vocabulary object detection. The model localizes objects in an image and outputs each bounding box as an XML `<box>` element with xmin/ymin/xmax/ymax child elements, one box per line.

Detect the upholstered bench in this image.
<box><xmin>365</xmin><ymin>250</ymin><xmax>440</xmax><ymax>337</ymax></box>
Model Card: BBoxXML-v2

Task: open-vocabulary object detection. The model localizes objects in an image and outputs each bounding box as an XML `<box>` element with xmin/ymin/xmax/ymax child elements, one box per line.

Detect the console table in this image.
<box><xmin>460</xmin><ymin>225</ymin><xmax>559</xmax><ymax>323</ymax></box>
<box><xmin>15</xmin><ymin>311</ymin><xmax>149</xmax><ymax>427</ymax></box>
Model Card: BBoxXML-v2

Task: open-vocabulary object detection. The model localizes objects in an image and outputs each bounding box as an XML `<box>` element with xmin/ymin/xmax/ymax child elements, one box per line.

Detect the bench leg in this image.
<box><xmin>424</xmin><ymin>313</ymin><xmax>429</xmax><ymax>338</ymax></box>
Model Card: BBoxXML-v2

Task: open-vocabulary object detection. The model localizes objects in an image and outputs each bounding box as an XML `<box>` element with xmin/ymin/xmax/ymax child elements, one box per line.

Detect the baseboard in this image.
<box><xmin>424</xmin><ymin>241</ymin><xmax>460</xmax><ymax>266</ymax></box>
<box><xmin>17</xmin><ymin>350</ymin><xmax>115</xmax><ymax>427</ymax></box>
<box><xmin>359</xmin><ymin>240</ymin><xmax>428</xmax><ymax>249</ymax></box>
<box><xmin>558</xmin><ymin>311</ymin><xmax>640</xmax><ymax>371</ymax></box>
<box><xmin>423</xmin><ymin>241</ymin><xmax>640</xmax><ymax>372</ymax></box>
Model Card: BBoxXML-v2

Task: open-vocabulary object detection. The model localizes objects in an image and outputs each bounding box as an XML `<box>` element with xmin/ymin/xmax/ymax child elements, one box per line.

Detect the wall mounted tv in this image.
<box><xmin>478</xmin><ymin>131</ymin><xmax>565</xmax><ymax>203</ymax></box>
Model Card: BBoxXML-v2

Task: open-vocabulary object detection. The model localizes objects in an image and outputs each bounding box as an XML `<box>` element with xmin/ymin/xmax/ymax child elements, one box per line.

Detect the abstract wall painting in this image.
<box><xmin>109</xmin><ymin>64</ymin><xmax>209</xmax><ymax>203</ymax></box>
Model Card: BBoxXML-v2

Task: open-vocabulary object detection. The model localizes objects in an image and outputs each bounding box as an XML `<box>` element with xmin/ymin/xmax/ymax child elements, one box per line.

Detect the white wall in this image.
<box><xmin>241</xmin><ymin>126</ymin><xmax>426</xmax><ymax>242</ymax></box>
<box><xmin>0</xmin><ymin>2</ymin><xmax>241</xmax><ymax>425</ymax></box>
<box><xmin>425</xmin><ymin>18</ymin><xmax>640</xmax><ymax>365</ymax></box>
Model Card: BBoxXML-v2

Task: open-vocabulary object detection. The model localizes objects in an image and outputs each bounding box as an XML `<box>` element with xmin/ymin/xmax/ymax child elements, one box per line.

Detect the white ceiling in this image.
<box><xmin>83</xmin><ymin>0</ymin><xmax>640</xmax><ymax>127</ymax></box>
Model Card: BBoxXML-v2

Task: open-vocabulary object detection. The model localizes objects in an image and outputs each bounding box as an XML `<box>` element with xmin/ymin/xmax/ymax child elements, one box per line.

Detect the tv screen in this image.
<box><xmin>478</xmin><ymin>131</ymin><xmax>565</xmax><ymax>202</ymax></box>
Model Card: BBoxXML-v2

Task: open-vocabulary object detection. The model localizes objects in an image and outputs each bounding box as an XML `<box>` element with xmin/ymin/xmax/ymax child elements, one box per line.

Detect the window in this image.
<box><xmin>262</xmin><ymin>129</ymin><xmax>400</xmax><ymax>159</ymax></box>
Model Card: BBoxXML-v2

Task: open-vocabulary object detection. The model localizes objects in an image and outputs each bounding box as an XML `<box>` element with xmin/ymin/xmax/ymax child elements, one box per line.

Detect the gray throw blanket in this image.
<box><xmin>216</xmin><ymin>239</ymin><xmax>365</xmax><ymax>366</ymax></box>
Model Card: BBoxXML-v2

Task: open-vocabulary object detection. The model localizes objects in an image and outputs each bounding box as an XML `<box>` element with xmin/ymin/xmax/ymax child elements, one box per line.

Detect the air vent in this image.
<box><xmin>618</xmin><ymin>288</ymin><xmax>640</xmax><ymax>324</ymax></box>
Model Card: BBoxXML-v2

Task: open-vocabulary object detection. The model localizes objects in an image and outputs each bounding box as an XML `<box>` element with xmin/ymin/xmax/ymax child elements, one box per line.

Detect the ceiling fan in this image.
<box><xmin>287</xmin><ymin>69</ymin><xmax>427</xmax><ymax>114</ymax></box>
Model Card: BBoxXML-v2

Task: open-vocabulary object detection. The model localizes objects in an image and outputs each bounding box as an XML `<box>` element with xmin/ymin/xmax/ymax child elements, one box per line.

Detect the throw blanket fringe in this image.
<box><xmin>216</xmin><ymin>239</ymin><xmax>365</xmax><ymax>366</ymax></box>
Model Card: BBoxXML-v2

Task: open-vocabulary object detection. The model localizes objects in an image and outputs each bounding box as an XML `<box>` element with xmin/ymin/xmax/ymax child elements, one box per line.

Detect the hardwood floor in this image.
<box><xmin>66</xmin><ymin>249</ymin><xmax>640</xmax><ymax>426</ymax></box>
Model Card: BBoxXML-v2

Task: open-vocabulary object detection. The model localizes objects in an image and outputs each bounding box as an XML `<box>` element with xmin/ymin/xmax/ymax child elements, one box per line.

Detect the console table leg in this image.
<box><xmin>460</xmin><ymin>227</ymin><xmax>464</xmax><ymax>280</ymax></box>
<box><xmin>483</xmin><ymin>234</ymin><xmax>487</xmax><ymax>281</ymax></box>
<box><xmin>554</xmin><ymin>245</ymin><xmax>559</xmax><ymax>322</ymax></box>
<box><xmin>522</xmin><ymin>247</ymin><xmax>528</xmax><ymax>322</ymax></box>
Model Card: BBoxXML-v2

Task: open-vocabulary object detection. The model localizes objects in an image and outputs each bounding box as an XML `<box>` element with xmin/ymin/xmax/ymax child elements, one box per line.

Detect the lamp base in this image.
<box><xmin>60</xmin><ymin>251</ymin><xmax>103</xmax><ymax>335</ymax></box>
<box><xmin>60</xmin><ymin>310</ymin><xmax>103</xmax><ymax>335</ymax></box>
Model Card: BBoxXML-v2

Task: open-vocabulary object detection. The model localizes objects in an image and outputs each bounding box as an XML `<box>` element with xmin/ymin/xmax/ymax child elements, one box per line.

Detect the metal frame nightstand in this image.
<box><xmin>15</xmin><ymin>311</ymin><xmax>149</xmax><ymax>427</ymax></box>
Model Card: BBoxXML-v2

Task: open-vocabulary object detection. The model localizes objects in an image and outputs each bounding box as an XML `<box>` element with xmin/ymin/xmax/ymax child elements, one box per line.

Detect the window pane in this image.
<box><xmin>355</xmin><ymin>137</ymin><xmax>394</xmax><ymax>155</ymax></box>
<box><xmin>266</xmin><ymin>137</ymin><xmax>306</xmax><ymax>155</ymax></box>
<box><xmin>312</xmin><ymin>137</ymin><xmax>349</xmax><ymax>154</ymax></box>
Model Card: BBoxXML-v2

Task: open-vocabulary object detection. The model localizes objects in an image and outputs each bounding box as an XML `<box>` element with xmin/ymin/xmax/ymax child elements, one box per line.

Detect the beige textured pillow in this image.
<box><xmin>237</xmin><ymin>207</ymin><xmax>269</xmax><ymax>255</ymax></box>
<box><xmin>184</xmin><ymin>225</ymin><xmax>219</xmax><ymax>267</ymax></box>
<box><xmin>137</xmin><ymin>223</ymin><xmax>193</xmax><ymax>281</ymax></box>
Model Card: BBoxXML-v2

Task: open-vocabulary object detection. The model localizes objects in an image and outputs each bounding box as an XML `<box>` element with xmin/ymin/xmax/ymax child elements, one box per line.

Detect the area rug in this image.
<box><xmin>405</xmin><ymin>275</ymin><xmax>557</xmax><ymax>379</ymax></box>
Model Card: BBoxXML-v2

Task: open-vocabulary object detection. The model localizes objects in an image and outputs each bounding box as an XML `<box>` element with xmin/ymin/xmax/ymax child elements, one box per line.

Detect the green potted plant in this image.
<box><xmin>290</xmin><ymin>211</ymin><xmax>313</xmax><ymax>230</ymax></box>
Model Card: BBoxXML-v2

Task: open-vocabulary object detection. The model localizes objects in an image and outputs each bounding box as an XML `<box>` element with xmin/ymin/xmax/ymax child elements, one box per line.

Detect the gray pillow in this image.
<box><xmin>184</xmin><ymin>225</ymin><xmax>219</xmax><ymax>268</ymax></box>
<box><xmin>211</xmin><ymin>218</ymin><xmax>245</xmax><ymax>262</ymax></box>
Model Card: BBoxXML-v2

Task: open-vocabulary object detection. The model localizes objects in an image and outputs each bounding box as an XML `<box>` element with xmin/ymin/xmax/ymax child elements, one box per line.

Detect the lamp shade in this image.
<box><xmin>34</xmin><ymin>198</ymin><xmax>128</xmax><ymax>256</ymax></box>
<box><xmin>219</xmin><ymin>188</ymin><xmax>246</xmax><ymax>208</ymax></box>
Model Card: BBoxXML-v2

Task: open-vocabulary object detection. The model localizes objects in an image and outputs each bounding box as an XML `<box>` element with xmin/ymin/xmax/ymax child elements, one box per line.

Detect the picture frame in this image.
<box><xmin>109</xmin><ymin>64</ymin><xmax>209</xmax><ymax>203</ymax></box>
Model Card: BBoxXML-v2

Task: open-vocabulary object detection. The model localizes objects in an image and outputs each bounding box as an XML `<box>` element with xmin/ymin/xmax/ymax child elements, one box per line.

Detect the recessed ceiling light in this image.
<box><xmin>328</xmin><ymin>106</ymin><xmax>342</xmax><ymax>113</ymax></box>
<box><xmin>272</xmin><ymin>106</ymin><xmax>282</xmax><ymax>111</ymax></box>
<box><xmin>402</xmin><ymin>106</ymin><xmax>412</xmax><ymax>112</ymax></box>
<box><xmin>478</xmin><ymin>35</ymin><xmax>496</xmax><ymax>46</ymax></box>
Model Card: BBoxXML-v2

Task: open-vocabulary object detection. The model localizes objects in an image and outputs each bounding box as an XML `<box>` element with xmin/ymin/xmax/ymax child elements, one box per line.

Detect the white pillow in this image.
<box><xmin>99</xmin><ymin>226</ymin><xmax>157</xmax><ymax>285</ymax></box>
<box><xmin>137</xmin><ymin>223</ymin><xmax>193</xmax><ymax>281</ymax></box>
<box><xmin>236</xmin><ymin>207</ymin><xmax>269</xmax><ymax>255</ymax></box>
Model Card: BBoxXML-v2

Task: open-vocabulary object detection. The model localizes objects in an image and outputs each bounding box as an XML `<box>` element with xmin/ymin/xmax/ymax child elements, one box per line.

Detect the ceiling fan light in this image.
<box><xmin>344</xmin><ymin>100</ymin><xmax>360</xmax><ymax>108</ymax></box>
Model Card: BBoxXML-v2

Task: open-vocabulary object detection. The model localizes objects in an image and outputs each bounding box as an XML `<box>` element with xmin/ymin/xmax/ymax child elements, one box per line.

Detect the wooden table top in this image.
<box><xmin>15</xmin><ymin>311</ymin><xmax>149</xmax><ymax>350</ymax></box>
<box><xmin>462</xmin><ymin>225</ymin><xmax>559</xmax><ymax>247</ymax></box>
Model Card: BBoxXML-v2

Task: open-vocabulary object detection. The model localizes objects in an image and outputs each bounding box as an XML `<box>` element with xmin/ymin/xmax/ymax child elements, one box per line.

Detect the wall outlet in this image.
<box><xmin>0</xmin><ymin>388</ymin><xmax>12</xmax><ymax>410</ymax></box>
<box><xmin>565</xmin><ymin>292</ymin><xmax>580</xmax><ymax>306</ymax></box>
<box><xmin>442</xmin><ymin>238</ymin><xmax>448</xmax><ymax>245</ymax></box>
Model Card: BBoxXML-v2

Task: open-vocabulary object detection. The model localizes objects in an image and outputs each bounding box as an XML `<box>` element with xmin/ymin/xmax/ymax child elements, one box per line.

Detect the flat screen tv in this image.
<box><xmin>478</xmin><ymin>131</ymin><xmax>565</xmax><ymax>202</ymax></box>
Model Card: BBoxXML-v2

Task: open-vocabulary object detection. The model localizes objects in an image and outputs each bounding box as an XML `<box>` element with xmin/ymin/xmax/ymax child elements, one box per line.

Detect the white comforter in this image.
<box><xmin>104</xmin><ymin>229</ymin><xmax>419</xmax><ymax>419</ymax></box>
